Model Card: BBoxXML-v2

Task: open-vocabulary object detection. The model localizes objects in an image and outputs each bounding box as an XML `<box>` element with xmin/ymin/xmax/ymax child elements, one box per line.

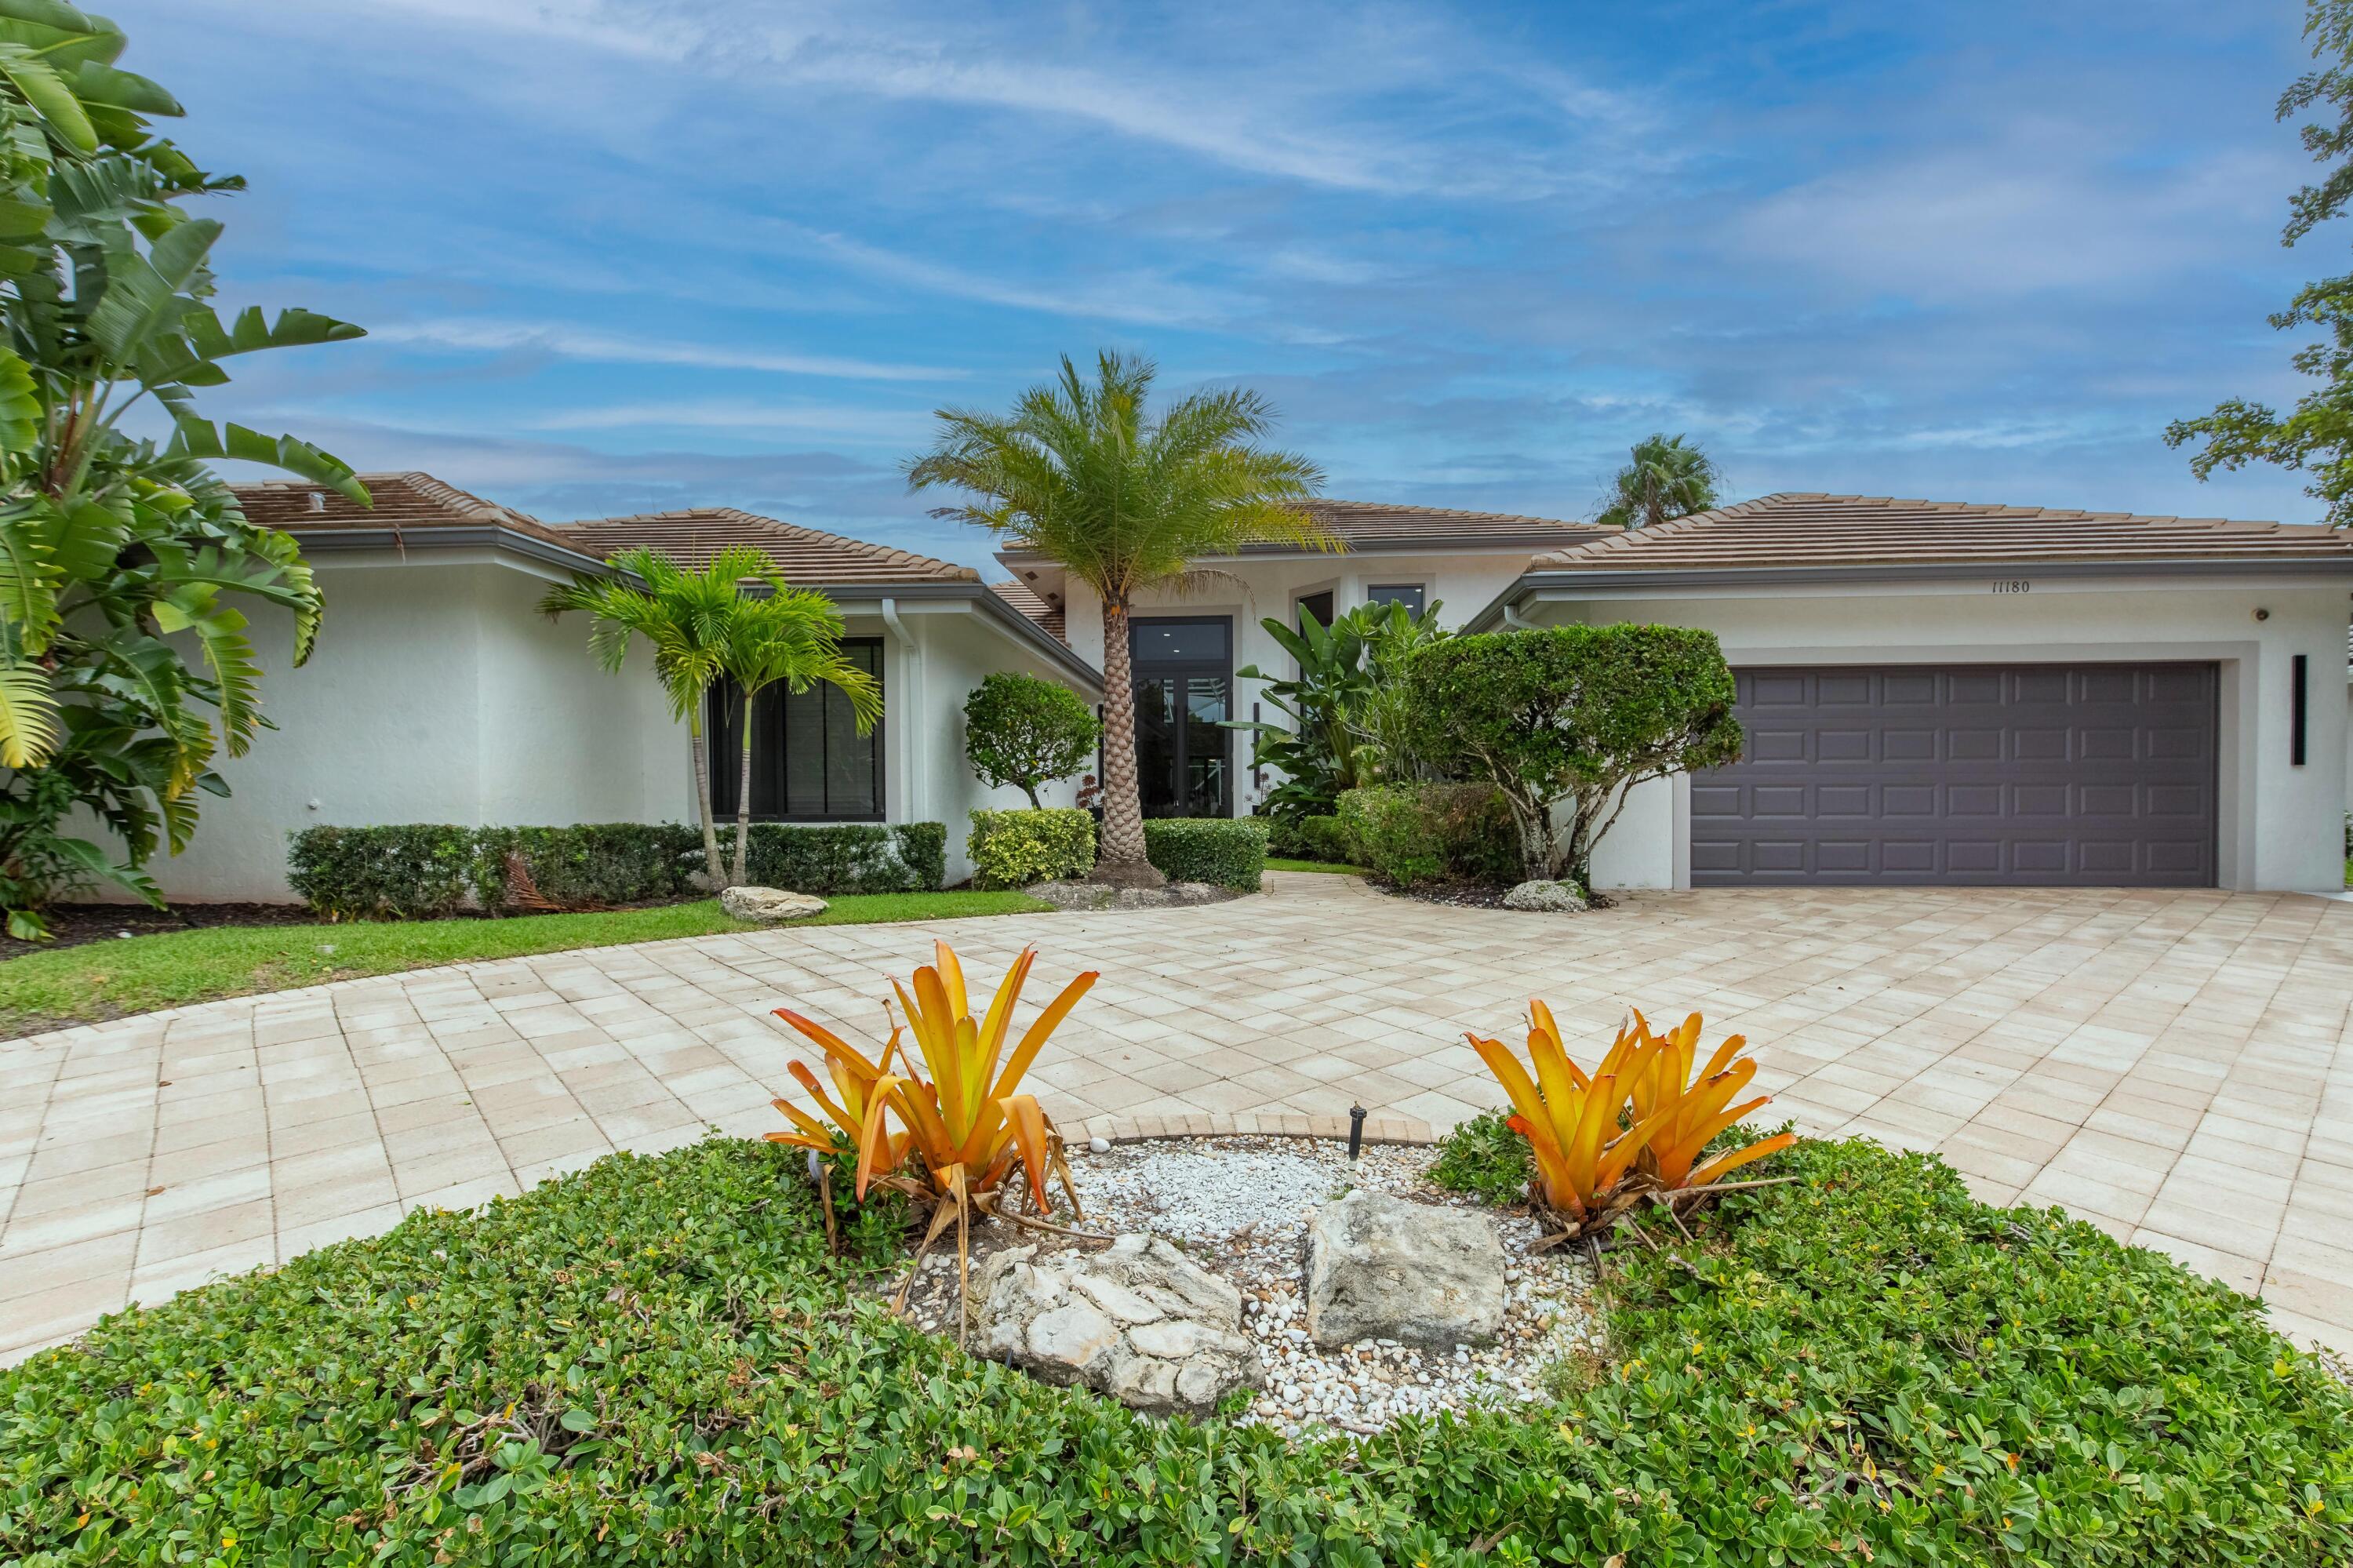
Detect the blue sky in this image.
<box><xmin>136</xmin><ymin>0</ymin><xmax>2337</xmax><ymax>570</ymax></box>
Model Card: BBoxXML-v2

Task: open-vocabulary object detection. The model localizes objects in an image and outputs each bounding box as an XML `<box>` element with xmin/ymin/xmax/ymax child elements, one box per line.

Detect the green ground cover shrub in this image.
<box><xmin>967</xmin><ymin>808</ymin><xmax>1096</xmax><ymax>889</ymax></box>
<box><xmin>1143</xmin><ymin>817</ymin><xmax>1268</xmax><ymax>890</ymax></box>
<box><xmin>1336</xmin><ymin>783</ymin><xmax>1519</xmax><ymax>889</ymax></box>
<box><xmin>1267</xmin><ymin>812</ymin><xmax>1355</xmax><ymax>864</ymax></box>
<box><xmin>2</xmin><ymin>1136</ymin><xmax>2344</xmax><ymax>1565</ymax></box>
<box><xmin>1427</xmin><ymin>1108</ymin><xmax>1534</xmax><ymax>1205</ymax></box>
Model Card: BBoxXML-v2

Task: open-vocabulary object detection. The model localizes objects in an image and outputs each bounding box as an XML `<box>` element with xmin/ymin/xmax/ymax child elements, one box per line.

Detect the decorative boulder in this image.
<box><xmin>719</xmin><ymin>886</ymin><xmax>827</xmax><ymax>922</ymax></box>
<box><xmin>1303</xmin><ymin>1191</ymin><xmax>1506</xmax><ymax>1349</ymax></box>
<box><xmin>1502</xmin><ymin>879</ymin><xmax>1587</xmax><ymax>913</ymax></box>
<box><xmin>972</xmin><ymin>1235</ymin><xmax>1260</xmax><ymax>1414</ymax></box>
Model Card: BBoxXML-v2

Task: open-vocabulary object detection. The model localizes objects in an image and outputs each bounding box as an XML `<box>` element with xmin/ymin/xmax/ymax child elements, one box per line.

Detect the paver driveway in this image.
<box><xmin>5</xmin><ymin>874</ymin><xmax>2351</xmax><ymax>1363</ymax></box>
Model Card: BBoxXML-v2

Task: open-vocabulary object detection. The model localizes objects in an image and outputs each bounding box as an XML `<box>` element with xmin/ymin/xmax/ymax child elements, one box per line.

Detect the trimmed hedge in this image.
<box><xmin>288</xmin><ymin>821</ymin><xmax>947</xmax><ymax>917</ymax></box>
<box><xmin>286</xmin><ymin>824</ymin><xmax>478</xmax><ymax>919</ymax></box>
<box><xmin>1336</xmin><ymin>783</ymin><xmax>1520</xmax><ymax>890</ymax></box>
<box><xmin>2</xmin><ymin>1136</ymin><xmax>2346</xmax><ymax>1565</ymax></box>
<box><xmin>722</xmin><ymin>821</ymin><xmax>945</xmax><ymax>895</ymax></box>
<box><xmin>967</xmin><ymin>808</ymin><xmax>1095</xmax><ymax>890</ymax></box>
<box><xmin>471</xmin><ymin>823</ymin><xmax>701</xmax><ymax>909</ymax></box>
<box><xmin>1144</xmin><ymin>817</ymin><xmax>1268</xmax><ymax>890</ymax></box>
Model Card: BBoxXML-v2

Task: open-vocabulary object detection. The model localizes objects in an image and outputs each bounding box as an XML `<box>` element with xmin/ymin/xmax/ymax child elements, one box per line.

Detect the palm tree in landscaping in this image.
<box><xmin>540</xmin><ymin>547</ymin><xmax>875</xmax><ymax>888</ymax></box>
<box><xmin>1595</xmin><ymin>433</ymin><xmax>1722</xmax><ymax>529</ymax></box>
<box><xmin>907</xmin><ymin>351</ymin><xmax>1329</xmax><ymax>883</ymax></box>
<box><xmin>718</xmin><ymin>588</ymin><xmax>881</xmax><ymax>887</ymax></box>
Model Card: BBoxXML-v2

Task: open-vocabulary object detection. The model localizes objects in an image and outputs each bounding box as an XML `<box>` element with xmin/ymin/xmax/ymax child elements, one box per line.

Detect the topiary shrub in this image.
<box><xmin>1406</xmin><ymin>624</ymin><xmax>1740</xmax><ymax>885</ymax></box>
<box><xmin>1336</xmin><ymin>784</ymin><xmax>1518</xmax><ymax>889</ymax></box>
<box><xmin>968</xmin><ymin>808</ymin><xmax>1095</xmax><ymax>890</ymax></box>
<box><xmin>963</xmin><ymin>672</ymin><xmax>1100</xmax><ymax>807</ymax></box>
<box><xmin>1143</xmin><ymin>817</ymin><xmax>1267</xmax><ymax>890</ymax></box>
<box><xmin>286</xmin><ymin>825</ymin><xmax>479</xmax><ymax>920</ymax></box>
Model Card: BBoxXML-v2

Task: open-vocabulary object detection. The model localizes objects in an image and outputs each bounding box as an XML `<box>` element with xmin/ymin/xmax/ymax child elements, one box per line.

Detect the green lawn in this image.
<box><xmin>1264</xmin><ymin>856</ymin><xmax>1370</xmax><ymax>875</ymax></box>
<box><xmin>0</xmin><ymin>891</ymin><xmax>1050</xmax><ymax>1035</ymax></box>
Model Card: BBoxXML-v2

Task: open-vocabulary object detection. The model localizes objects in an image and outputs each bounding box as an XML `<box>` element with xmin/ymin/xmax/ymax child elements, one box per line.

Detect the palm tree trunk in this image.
<box><xmin>687</xmin><ymin>713</ymin><xmax>723</xmax><ymax>886</ymax></box>
<box><xmin>732</xmin><ymin>692</ymin><xmax>755</xmax><ymax>888</ymax></box>
<box><xmin>1092</xmin><ymin>597</ymin><xmax>1162</xmax><ymax>885</ymax></box>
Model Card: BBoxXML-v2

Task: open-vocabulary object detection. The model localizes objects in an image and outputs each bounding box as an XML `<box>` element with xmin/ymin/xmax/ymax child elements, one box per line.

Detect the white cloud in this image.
<box><xmin>371</xmin><ymin>319</ymin><xmax>962</xmax><ymax>381</ymax></box>
<box><xmin>1732</xmin><ymin>136</ymin><xmax>2289</xmax><ymax>300</ymax></box>
<box><xmin>526</xmin><ymin>399</ymin><xmax>933</xmax><ymax>442</ymax></box>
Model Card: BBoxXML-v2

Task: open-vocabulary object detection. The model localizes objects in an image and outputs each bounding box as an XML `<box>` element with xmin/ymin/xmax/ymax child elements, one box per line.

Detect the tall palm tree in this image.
<box><xmin>718</xmin><ymin>588</ymin><xmax>882</xmax><ymax>887</ymax></box>
<box><xmin>540</xmin><ymin>546</ymin><xmax>875</xmax><ymax>887</ymax></box>
<box><xmin>1595</xmin><ymin>434</ymin><xmax>1722</xmax><ymax>529</ymax></box>
<box><xmin>907</xmin><ymin>351</ymin><xmax>1329</xmax><ymax>882</ymax></box>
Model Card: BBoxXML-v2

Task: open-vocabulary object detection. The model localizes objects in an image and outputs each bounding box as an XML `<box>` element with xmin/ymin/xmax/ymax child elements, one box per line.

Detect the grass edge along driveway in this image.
<box><xmin>0</xmin><ymin>891</ymin><xmax>1053</xmax><ymax>1038</ymax></box>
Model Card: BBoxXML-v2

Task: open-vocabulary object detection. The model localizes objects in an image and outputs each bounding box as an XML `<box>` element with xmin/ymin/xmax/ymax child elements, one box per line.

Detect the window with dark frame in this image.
<box><xmin>707</xmin><ymin>638</ymin><xmax>886</xmax><ymax>820</ymax></box>
<box><xmin>1367</xmin><ymin>584</ymin><xmax>1427</xmax><ymax>614</ymax></box>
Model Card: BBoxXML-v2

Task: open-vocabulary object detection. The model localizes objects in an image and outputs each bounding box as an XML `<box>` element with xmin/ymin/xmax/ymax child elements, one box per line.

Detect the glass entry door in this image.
<box><xmin>1132</xmin><ymin>617</ymin><xmax>1231</xmax><ymax>818</ymax></box>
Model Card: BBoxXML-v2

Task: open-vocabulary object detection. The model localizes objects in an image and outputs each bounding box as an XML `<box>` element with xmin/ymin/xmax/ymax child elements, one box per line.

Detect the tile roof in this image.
<box><xmin>989</xmin><ymin>580</ymin><xmax>1067</xmax><ymax>643</ymax></box>
<box><xmin>1529</xmin><ymin>493</ymin><xmax>2353</xmax><ymax>572</ymax></box>
<box><xmin>555</xmin><ymin>508</ymin><xmax>980</xmax><ymax>585</ymax></box>
<box><xmin>230</xmin><ymin>472</ymin><xmax>584</xmax><ymax>553</ymax></box>
<box><xmin>1282</xmin><ymin>498</ymin><xmax>1602</xmax><ymax>551</ymax></box>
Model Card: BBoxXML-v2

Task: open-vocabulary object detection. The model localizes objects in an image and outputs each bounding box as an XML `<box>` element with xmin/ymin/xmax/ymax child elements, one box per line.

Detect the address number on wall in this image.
<box><xmin>1990</xmin><ymin>580</ymin><xmax>2031</xmax><ymax>594</ymax></box>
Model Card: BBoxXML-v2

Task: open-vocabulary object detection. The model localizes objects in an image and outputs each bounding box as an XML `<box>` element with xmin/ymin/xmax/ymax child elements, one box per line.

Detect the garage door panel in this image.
<box><xmin>1693</xmin><ymin>663</ymin><xmax>2216</xmax><ymax>887</ymax></box>
<box><xmin>2013</xmin><ymin>784</ymin><xmax>2068</xmax><ymax>816</ymax></box>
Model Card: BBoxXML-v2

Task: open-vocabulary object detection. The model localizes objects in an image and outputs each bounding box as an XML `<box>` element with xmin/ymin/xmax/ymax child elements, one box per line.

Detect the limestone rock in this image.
<box><xmin>719</xmin><ymin>886</ymin><xmax>827</xmax><ymax>922</ymax></box>
<box><xmin>972</xmin><ymin>1234</ymin><xmax>1260</xmax><ymax>1413</ymax></box>
<box><xmin>1502</xmin><ymin>879</ymin><xmax>1587</xmax><ymax>913</ymax></box>
<box><xmin>1024</xmin><ymin>879</ymin><xmax>1234</xmax><ymax>911</ymax></box>
<box><xmin>1303</xmin><ymin>1191</ymin><xmax>1506</xmax><ymax>1349</ymax></box>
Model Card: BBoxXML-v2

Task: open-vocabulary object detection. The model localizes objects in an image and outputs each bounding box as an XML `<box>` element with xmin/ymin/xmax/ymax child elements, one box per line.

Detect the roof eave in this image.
<box><xmin>1466</xmin><ymin>555</ymin><xmax>2353</xmax><ymax>631</ymax></box>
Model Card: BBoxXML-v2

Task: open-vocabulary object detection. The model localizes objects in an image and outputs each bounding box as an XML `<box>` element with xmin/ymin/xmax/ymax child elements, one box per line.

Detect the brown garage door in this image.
<box><xmin>1690</xmin><ymin>664</ymin><xmax>2217</xmax><ymax>886</ymax></box>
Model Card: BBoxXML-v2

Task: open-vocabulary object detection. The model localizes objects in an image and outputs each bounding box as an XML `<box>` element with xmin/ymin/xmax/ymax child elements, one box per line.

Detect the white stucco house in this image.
<box><xmin>150</xmin><ymin>474</ymin><xmax>2353</xmax><ymax>900</ymax></box>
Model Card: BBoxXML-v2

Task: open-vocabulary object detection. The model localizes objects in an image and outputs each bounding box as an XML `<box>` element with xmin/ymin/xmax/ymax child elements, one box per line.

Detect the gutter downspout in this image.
<box><xmin>1502</xmin><ymin>601</ymin><xmax>1537</xmax><ymax>630</ymax></box>
<box><xmin>879</xmin><ymin>598</ymin><xmax>923</xmax><ymax>824</ymax></box>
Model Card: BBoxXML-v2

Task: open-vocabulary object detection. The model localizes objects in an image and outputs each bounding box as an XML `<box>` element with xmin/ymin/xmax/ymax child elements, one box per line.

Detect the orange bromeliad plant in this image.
<box><xmin>769</xmin><ymin>940</ymin><xmax>1099</xmax><ymax>1330</ymax></box>
<box><xmin>1465</xmin><ymin>1002</ymin><xmax>1795</xmax><ymax>1235</ymax></box>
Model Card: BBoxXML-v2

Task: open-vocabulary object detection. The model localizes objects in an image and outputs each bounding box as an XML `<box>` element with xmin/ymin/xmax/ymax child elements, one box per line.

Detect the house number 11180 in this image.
<box><xmin>1991</xmin><ymin>580</ymin><xmax>2031</xmax><ymax>594</ymax></box>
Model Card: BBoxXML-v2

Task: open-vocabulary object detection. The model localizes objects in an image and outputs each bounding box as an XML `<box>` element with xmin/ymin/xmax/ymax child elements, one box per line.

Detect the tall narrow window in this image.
<box><xmin>709</xmin><ymin>638</ymin><xmax>885</xmax><ymax>820</ymax></box>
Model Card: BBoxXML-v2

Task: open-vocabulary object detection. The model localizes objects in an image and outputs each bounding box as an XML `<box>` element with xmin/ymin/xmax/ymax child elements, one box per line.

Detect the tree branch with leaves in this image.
<box><xmin>0</xmin><ymin>2</ymin><xmax>367</xmax><ymax>939</ymax></box>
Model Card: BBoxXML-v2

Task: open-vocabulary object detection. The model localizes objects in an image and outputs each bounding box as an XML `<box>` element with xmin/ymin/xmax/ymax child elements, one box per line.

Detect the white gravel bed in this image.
<box><xmin>890</xmin><ymin>1134</ymin><xmax>1605</xmax><ymax>1439</ymax></box>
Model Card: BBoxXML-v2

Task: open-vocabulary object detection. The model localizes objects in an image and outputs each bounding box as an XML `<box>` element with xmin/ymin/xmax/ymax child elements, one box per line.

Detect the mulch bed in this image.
<box><xmin>4</xmin><ymin>900</ymin><xmax>318</xmax><ymax>959</ymax></box>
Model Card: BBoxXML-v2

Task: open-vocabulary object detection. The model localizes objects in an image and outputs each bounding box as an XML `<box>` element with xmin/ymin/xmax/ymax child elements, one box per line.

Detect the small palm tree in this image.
<box><xmin>540</xmin><ymin>546</ymin><xmax>875</xmax><ymax>887</ymax></box>
<box><xmin>907</xmin><ymin>351</ymin><xmax>1329</xmax><ymax>882</ymax></box>
<box><xmin>1595</xmin><ymin>434</ymin><xmax>1722</xmax><ymax>529</ymax></box>
<box><xmin>718</xmin><ymin>588</ymin><xmax>881</xmax><ymax>886</ymax></box>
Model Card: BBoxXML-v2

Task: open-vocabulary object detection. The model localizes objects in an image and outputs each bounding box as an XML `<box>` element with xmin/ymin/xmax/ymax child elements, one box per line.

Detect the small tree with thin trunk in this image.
<box><xmin>963</xmin><ymin>672</ymin><xmax>1099</xmax><ymax>809</ymax></box>
<box><xmin>719</xmin><ymin>587</ymin><xmax>882</xmax><ymax>886</ymax></box>
<box><xmin>1405</xmin><ymin>625</ymin><xmax>1742</xmax><ymax>892</ymax></box>
<box><xmin>907</xmin><ymin>351</ymin><xmax>1329</xmax><ymax>883</ymax></box>
<box><xmin>541</xmin><ymin>547</ymin><xmax>875</xmax><ymax>888</ymax></box>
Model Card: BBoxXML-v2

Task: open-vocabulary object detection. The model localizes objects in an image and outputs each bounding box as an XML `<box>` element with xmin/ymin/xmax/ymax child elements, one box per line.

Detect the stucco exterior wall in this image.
<box><xmin>1056</xmin><ymin>548</ymin><xmax>1540</xmax><ymax>817</ymax></box>
<box><xmin>872</xmin><ymin>602</ymin><xmax>1091</xmax><ymax>883</ymax></box>
<box><xmin>132</xmin><ymin>553</ymin><xmax>686</xmax><ymax>903</ymax></box>
<box><xmin>1524</xmin><ymin>576</ymin><xmax>2350</xmax><ymax>893</ymax></box>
